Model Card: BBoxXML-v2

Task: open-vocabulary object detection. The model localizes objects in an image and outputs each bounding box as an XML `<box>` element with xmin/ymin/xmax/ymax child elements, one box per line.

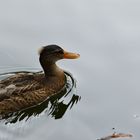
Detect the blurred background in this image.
<box><xmin>0</xmin><ymin>0</ymin><xmax>140</xmax><ymax>139</ymax></box>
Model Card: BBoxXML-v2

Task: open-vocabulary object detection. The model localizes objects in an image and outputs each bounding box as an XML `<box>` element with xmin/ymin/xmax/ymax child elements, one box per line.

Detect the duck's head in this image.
<box><xmin>39</xmin><ymin>45</ymin><xmax>80</xmax><ymax>62</ymax></box>
<box><xmin>38</xmin><ymin>45</ymin><xmax>80</xmax><ymax>75</ymax></box>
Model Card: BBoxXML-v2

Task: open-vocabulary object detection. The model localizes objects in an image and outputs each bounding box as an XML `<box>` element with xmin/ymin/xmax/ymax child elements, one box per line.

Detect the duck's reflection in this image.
<box><xmin>0</xmin><ymin>71</ymin><xmax>81</xmax><ymax>124</ymax></box>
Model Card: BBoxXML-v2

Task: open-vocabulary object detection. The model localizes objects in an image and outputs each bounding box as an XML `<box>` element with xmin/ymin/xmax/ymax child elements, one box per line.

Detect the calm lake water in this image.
<box><xmin>0</xmin><ymin>0</ymin><xmax>140</xmax><ymax>139</ymax></box>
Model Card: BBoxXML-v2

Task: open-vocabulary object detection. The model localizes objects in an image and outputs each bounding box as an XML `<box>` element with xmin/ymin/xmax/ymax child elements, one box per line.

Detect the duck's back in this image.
<box><xmin>0</xmin><ymin>72</ymin><xmax>65</xmax><ymax>116</ymax></box>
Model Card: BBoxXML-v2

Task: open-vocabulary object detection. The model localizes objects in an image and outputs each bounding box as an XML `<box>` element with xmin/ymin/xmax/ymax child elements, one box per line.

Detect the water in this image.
<box><xmin>0</xmin><ymin>0</ymin><xmax>140</xmax><ymax>139</ymax></box>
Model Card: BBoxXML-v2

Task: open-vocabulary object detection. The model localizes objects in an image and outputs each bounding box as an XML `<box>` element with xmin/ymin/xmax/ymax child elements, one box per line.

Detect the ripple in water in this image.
<box><xmin>0</xmin><ymin>68</ymin><xmax>81</xmax><ymax>124</ymax></box>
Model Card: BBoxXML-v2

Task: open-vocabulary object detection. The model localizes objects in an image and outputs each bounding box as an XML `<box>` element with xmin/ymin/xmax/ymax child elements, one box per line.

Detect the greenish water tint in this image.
<box><xmin>0</xmin><ymin>69</ymin><xmax>81</xmax><ymax>124</ymax></box>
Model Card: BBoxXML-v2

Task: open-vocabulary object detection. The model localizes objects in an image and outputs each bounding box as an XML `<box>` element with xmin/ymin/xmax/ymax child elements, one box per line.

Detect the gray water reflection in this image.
<box><xmin>0</xmin><ymin>0</ymin><xmax>140</xmax><ymax>139</ymax></box>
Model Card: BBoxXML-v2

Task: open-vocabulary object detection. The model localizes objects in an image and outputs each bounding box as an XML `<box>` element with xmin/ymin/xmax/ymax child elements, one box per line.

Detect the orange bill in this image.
<box><xmin>63</xmin><ymin>51</ymin><xmax>80</xmax><ymax>59</ymax></box>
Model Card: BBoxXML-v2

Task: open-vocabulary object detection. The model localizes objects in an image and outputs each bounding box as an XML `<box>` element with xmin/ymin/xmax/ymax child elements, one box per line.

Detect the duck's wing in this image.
<box><xmin>0</xmin><ymin>72</ymin><xmax>40</xmax><ymax>87</ymax></box>
<box><xmin>0</xmin><ymin>72</ymin><xmax>44</xmax><ymax>101</ymax></box>
<box><xmin>0</xmin><ymin>72</ymin><xmax>51</xmax><ymax>115</ymax></box>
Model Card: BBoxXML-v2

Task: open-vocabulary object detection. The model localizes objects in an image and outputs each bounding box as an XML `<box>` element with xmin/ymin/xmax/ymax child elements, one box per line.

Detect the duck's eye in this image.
<box><xmin>54</xmin><ymin>50</ymin><xmax>63</xmax><ymax>54</ymax></box>
<box><xmin>59</xmin><ymin>50</ymin><xmax>64</xmax><ymax>54</ymax></box>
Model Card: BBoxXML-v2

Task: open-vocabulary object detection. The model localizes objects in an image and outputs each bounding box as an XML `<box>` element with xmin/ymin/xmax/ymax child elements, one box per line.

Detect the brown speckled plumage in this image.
<box><xmin>0</xmin><ymin>45</ymin><xmax>79</xmax><ymax>116</ymax></box>
<box><xmin>0</xmin><ymin>72</ymin><xmax>65</xmax><ymax>115</ymax></box>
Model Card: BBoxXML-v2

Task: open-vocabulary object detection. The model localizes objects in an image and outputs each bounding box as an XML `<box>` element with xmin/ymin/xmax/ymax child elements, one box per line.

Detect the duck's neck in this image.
<box><xmin>44</xmin><ymin>63</ymin><xmax>63</xmax><ymax>77</ymax></box>
<box><xmin>39</xmin><ymin>57</ymin><xmax>64</xmax><ymax>77</ymax></box>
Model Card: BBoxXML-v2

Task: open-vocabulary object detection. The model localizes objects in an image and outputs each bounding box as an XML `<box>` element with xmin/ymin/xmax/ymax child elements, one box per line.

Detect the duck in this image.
<box><xmin>0</xmin><ymin>45</ymin><xmax>80</xmax><ymax>116</ymax></box>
